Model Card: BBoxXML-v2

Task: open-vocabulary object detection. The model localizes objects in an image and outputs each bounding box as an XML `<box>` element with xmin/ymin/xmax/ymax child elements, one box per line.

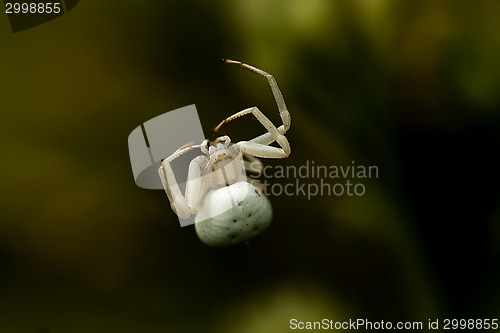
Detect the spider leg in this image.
<box><xmin>237</xmin><ymin>141</ymin><xmax>289</xmax><ymax>159</ymax></box>
<box><xmin>223</xmin><ymin>59</ymin><xmax>291</xmax><ymax>132</ymax></box>
<box><xmin>243</xmin><ymin>153</ymin><xmax>263</xmax><ymax>174</ymax></box>
<box><xmin>213</xmin><ymin>107</ymin><xmax>254</xmax><ymax>134</ymax></box>
<box><xmin>248</xmin><ymin>124</ymin><xmax>286</xmax><ymax>145</ymax></box>
<box><xmin>213</xmin><ymin>60</ymin><xmax>291</xmax><ymax>159</ymax></box>
<box><xmin>214</xmin><ymin>106</ymin><xmax>290</xmax><ymax>158</ymax></box>
<box><xmin>159</xmin><ymin>144</ymin><xmax>209</xmax><ymax>219</ymax></box>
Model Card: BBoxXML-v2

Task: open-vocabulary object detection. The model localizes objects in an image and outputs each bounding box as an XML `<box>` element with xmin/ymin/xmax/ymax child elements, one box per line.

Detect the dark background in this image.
<box><xmin>1</xmin><ymin>1</ymin><xmax>499</xmax><ymax>332</ymax></box>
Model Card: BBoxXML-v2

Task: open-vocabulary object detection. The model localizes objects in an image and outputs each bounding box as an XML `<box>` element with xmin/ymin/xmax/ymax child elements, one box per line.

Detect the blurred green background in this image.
<box><xmin>1</xmin><ymin>1</ymin><xmax>499</xmax><ymax>332</ymax></box>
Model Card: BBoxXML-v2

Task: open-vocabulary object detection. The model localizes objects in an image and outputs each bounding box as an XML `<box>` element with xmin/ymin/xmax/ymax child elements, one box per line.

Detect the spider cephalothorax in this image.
<box><xmin>206</xmin><ymin>140</ymin><xmax>241</xmax><ymax>172</ymax></box>
<box><xmin>159</xmin><ymin>60</ymin><xmax>291</xmax><ymax>247</ymax></box>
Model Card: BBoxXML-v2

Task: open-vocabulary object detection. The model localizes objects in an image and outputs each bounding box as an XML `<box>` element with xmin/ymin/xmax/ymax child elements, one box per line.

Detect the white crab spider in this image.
<box><xmin>158</xmin><ymin>59</ymin><xmax>291</xmax><ymax>247</ymax></box>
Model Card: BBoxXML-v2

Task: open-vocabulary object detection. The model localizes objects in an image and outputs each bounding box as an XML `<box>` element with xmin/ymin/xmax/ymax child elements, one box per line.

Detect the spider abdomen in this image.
<box><xmin>194</xmin><ymin>181</ymin><xmax>272</xmax><ymax>247</ymax></box>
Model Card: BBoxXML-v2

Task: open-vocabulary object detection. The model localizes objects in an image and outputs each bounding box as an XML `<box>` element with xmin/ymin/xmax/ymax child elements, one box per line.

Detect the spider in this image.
<box><xmin>158</xmin><ymin>59</ymin><xmax>291</xmax><ymax>247</ymax></box>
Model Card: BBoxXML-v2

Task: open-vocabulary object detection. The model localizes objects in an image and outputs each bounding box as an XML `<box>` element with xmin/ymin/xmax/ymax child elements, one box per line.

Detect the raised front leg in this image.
<box><xmin>223</xmin><ymin>59</ymin><xmax>291</xmax><ymax>132</ymax></box>
<box><xmin>214</xmin><ymin>106</ymin><xmax>291</xmax><ymax>158</ymax></box>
